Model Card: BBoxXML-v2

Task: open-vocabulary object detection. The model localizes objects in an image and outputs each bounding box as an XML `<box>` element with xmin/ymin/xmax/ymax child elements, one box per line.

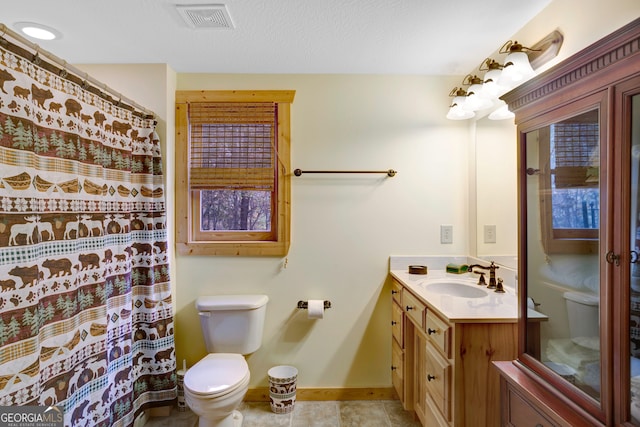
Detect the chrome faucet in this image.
<box><xmin>468</xmin><ymin>261</ymin><xmax>500</xmax><ymax>289</ymax></box>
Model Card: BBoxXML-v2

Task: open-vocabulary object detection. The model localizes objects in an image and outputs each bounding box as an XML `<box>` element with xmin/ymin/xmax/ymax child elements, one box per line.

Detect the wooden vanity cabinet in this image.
<box><xmin>495</xmin><ymin>18</ymin><xmax>640</xmax><ymax>427</ymax></box>
<box><xmin>391</xmin><ymin>279</ymin><xmax>409</xmax><ymax>406</ymax></box>
<box><xmin>391</xmin><ymin>278</ymin><xmax>517</xmax><ymax>426</ymax></box>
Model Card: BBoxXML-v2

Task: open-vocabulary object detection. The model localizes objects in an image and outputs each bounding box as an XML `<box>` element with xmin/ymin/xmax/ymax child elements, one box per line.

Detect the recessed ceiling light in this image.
<box><xmin>14</xmin><ymin>22</ymin><xmax>62</xmax><ymax>40</ymax></box>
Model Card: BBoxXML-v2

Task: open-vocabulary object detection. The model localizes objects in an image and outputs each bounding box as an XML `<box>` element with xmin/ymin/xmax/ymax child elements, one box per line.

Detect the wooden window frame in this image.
<box><xmin>176</xmin><ymin>90</ymin><xmax>295</xmax><ymax>256</ymax></box>
<box><xmin>537</xmin><ymin>104</ymin><xmax>602</xmax><ymax>255</ymax></box>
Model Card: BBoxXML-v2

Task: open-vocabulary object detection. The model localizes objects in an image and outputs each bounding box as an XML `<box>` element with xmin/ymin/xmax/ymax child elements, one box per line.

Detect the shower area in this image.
<box><xmin>0</xmin><ymin>26</ymin><xmax>176</xmax><ymax>426</ymax></box>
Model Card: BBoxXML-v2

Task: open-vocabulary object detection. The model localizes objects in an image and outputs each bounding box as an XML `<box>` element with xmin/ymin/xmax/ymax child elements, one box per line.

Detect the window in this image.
<box><xmin>176</xmin><ymin>90</ymin><xmax>295</xmax><ymax>256</ymax></box>
<box><xmin>538</xmin><ymin>109</ymin><xmax>600</xmax><ymax>254</ymax></box>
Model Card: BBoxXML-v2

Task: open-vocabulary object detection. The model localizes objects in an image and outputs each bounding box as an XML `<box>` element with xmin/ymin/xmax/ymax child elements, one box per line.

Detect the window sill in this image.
<box><xmin>176</xmin><ymin>241</ymin><xmax>289</xmax><ymax>256</ymax></box>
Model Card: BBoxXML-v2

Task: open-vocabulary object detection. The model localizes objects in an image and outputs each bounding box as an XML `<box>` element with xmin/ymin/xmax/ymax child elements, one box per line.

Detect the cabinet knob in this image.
<box><xmin>391</xmin><ymin>290</ymin><xmax>398</xmax><ymax>295</ymax></box>
<box><xmin>427</xmin><ymin>328</ymin><xmax>438</xmax><ymax>335</ymax></box>
<box><xmin>391</xmin><ymin>321</ymin><xmax>397</xmax><ymax>326</ymax></box>
<box><xmin>391</xmin><ymin>366</ymin><xmax>397</xmax><ymax>371</ymax></box>
<box><xmin>405</xmin><ymin>305</ymin><xmax>414</xmax><ymax>311</ymax></box>
<box><xmin>427</xmin><ymin>374</ymin><xmax>436</xmax><ymax>381</ymax></box>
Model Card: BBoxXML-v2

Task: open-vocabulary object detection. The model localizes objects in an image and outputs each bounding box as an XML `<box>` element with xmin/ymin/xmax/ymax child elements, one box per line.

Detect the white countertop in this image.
<box><xmin>391</xmin><ymin>269</ymin><xmax>524</xmax><ymax>323</ymax></box>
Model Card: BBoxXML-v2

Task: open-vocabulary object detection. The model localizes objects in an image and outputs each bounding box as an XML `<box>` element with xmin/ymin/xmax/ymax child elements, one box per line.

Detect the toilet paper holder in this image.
<box><xmin>297</xmin><ymin>300</ymin><xmax>331</xmax><ymax>310</ymax></box>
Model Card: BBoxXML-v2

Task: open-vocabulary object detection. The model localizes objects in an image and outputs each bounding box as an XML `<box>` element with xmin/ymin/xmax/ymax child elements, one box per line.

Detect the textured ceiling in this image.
<box><xmin>4</xmin><ymin>0</ymin><xmax>551</xmax><ymax>75</ymax></box>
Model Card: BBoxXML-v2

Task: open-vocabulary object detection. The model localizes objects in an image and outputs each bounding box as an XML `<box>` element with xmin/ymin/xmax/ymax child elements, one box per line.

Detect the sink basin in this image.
<box><xmin>422</xmin><ymin>280</ymin><xmax>488</xmax><ymax>299</ymax></box>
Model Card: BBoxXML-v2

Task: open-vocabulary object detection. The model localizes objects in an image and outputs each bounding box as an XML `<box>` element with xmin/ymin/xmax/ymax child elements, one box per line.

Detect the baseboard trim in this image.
<box><xmin>244</xmin><ymin>387</ymin><xmax>397</xmax><ymax>402</ymax></box>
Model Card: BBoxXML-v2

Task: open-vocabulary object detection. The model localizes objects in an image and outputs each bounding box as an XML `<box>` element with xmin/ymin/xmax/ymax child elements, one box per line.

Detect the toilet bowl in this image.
<box><xmin>184</xmin><ymin>354</ymin><xmax>250</xmax><ymax>427</ymax></box>
<box><xmin>183</xmin><ymin>295</ymin><xmax>268</xmax><ymax>427</ymax></box>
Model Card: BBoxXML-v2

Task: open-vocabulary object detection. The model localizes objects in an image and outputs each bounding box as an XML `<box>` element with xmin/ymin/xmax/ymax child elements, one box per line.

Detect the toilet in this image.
<box><xmin>545</xmin><ymin>291</ymin><xmax>600</xmax><ymax>385</ymax></box>
<box><xmin>564</xmin><ymin>291</ymin><xmax>599</xmax><ymax>339</ymax></box>
<box><xmin>184</xmin><ymin>295</ymin><xmax>269</xmax><ymax>427</ymax></box>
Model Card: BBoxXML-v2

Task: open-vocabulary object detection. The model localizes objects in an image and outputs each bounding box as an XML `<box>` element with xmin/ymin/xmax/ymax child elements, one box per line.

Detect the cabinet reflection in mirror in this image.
<box><xmin>524</xmin><ymin>106</ymin><xmax>602</xmax><ymax>401</ymax></box>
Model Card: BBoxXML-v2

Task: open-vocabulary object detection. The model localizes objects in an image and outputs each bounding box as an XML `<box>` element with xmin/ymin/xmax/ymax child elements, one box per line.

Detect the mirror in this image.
<box><xmin>523</xmin><ymin>106</ymin><xmax>601</xmax><ymax>401</ymax></box>
<box><xmin>474</xmin><ymin>117</ymin><xmax>518</xmax><ymax>269</ymax></box>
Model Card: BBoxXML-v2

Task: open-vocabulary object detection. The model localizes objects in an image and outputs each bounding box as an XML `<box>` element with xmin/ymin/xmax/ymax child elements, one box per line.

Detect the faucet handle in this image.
<box><xmin>477</xmin><ymin>272</ymin><xmax>486</xmax><ymax>286</ymax></box>
<box><xmin>495</xmin><ymin>278</ymin><xmax>505</xmax><ymax>293</ymax></box>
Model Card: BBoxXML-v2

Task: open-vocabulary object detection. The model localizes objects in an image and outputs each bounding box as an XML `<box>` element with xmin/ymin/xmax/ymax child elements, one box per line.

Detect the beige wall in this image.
<box><xmin>175</xmin><ymin>74</ymin><xmax>468</xmax><ymax>388</ymax></box>
<box><xmin>76</xmin><ymin>0</ymin><xmax>639</xmax><ymax>390</ymax></box>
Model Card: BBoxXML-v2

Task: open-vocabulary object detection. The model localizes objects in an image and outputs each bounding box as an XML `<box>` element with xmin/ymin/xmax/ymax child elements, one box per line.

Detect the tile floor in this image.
<box><xmin>145</xmin><ymin>400</ymin><xmax>422</xmax><ymax>427</ymax></box>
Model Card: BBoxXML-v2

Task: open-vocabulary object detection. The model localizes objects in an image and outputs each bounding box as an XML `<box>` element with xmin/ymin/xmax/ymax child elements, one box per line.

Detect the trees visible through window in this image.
<box><xmin>549</xmin><ymin>115</ymin><xmax>600</xmax><ymax>230</ymax></box>
<box><xmin>200</xmin><ymin>190</ymin><xmax>271</xmax><ymax>231</ymax></box>
<box><xmin>539</xmin><ymin>108</ymin><xmax>600</xmax><ymax>253</ymax></box>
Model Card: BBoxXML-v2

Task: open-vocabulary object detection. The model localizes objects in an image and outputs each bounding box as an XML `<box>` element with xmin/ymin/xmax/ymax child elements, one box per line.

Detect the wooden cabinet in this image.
<box><xmin>391</xmin><ymin>278</ymin><xmax>517</xmax><ymax>426</ymax></box>
<box><xmin>495</xmin><ymin>18</ymin><xmax>640</xmax><ymax>426</ymax></box>
<box><xmin>391</xmin><ymin>279</ymin><xmax>410</xmax><ymax>407</ymax></box>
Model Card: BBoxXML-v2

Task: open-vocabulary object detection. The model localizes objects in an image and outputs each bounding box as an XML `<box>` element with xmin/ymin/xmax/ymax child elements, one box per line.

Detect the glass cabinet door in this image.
<box><xmin>523</xmin><ymin>99</ymin><xmax>604</xmax><ymax>403</ymax></box>
<box><xmin>630</xmin><ymin>93</ymin><xmax>640</xmax><ymax>424</ymax></box>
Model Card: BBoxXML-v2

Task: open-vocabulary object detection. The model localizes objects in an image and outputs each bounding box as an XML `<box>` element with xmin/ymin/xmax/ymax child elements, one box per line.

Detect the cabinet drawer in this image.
<box><xmin>403</xmin><ymin>291</ymin><xmax>425</xmax><ymax>329</ymax></box>
<box><xmin>391</xmin><ymin>339</ymin><xmax>404</xmax><ymax>401</ymax></box>
<box><xmin>424</xmin><ymin>394</ymin><xmax>449</xmax><ymax>427</ymax></box>
<box><xmin>391</xmin><ymin>279</ymin><xmax>402</xmax><ymax>305</ymax></box>
<box><xmin>507</xmin><ymin>387</ymin><xmax>557</xmax><ymax>427</ymax></box>
<box><xmin>426</xmin><ymin>309</ymin><xmax>451</xmax><ymax>358</ymax></box>
<box><xmin>425</xmin><ymin>340</ymin><xmax>452</xmax><ymax>421</ymax></box>
<box><xmin>392</xmin><ymin>301</ymin><xmax>404</xmax><ymax>346</ymax></box>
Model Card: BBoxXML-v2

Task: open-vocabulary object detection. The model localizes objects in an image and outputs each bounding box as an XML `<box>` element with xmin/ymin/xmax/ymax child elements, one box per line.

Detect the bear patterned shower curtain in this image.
<box><xmin>0</xmin><ymin>35</ymin><xmax>176</xmax><ymax>426</ymax></box>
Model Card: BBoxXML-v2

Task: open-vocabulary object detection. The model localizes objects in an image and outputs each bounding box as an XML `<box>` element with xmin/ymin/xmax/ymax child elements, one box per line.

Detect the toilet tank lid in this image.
<box><xmin>196</xmin><ymin>295</ymin><xmax>269</xmax><ymax>311</ymax></box>
<box><xmin>563</xmin><ymin>291</ymin><xmax>599</xmax><ymax>305</ymax></box>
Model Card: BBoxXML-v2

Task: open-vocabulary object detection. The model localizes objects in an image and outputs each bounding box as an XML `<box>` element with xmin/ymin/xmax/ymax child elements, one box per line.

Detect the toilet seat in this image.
<box><xmin>184</xmin><ymin>353</ymin><xmax>250</xmax><ymax>398</ymax></box>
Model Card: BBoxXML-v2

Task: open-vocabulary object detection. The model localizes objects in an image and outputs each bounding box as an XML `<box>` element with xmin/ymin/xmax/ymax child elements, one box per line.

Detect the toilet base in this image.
<box><xmin>198</xmin><ymin>410</ymin><xmax>243</xmax><ymax>427</ymax></box>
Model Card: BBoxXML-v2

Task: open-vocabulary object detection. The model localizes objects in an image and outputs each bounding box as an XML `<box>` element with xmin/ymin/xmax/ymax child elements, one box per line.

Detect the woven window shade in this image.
<box><xmin>552</xmin><ymin>121</ymin><xmax>599</xmax><ymax>189</ymax></box>
<box><xmin>189</xmin><ymin>102</ymin><xmax>277</xmax><ymax>191</ymax></box>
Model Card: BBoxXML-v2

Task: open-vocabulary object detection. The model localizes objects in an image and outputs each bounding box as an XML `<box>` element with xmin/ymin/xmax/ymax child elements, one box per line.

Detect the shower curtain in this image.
<box><xmin>0</xmin><ymin>38</ymin><xmax>176</xmax><ymax>426</ymax></box>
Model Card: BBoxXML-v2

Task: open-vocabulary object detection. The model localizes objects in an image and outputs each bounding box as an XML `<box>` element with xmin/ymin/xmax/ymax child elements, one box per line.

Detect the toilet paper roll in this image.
<box><xmin>307</xmin><ymin>300</ymin><xmax>324</xmax><ymax>319</ymax></box>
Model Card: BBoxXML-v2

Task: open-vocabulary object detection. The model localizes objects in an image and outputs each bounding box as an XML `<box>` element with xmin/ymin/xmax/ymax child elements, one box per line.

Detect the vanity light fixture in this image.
<box><xmin>478</xmin><ymin>59</ymin><xmax>509</xmax><ymax>99</ymax></box>
<box><xmin>446</xmin><ymin>87</ymin><xmax>475</xmax><ymax>120</ymax></box>
<box><xmin>14</xmin><ymin>22</ymin><xmax>62</xmax><ymax>40</ymax></box>
<box><xmin>497</xmin><ymin>40</ymin><xmax>536</xmax><ymax>88</ymax></box>
<box><xmin>487</xmin><ymin>100</ymin><xmax>515</xmax><ymax>120</ymax></box>
<box><xmin>446</xmin><ymin>29</ymin><xmax>564</xmax><ymax>121</ymax></box>
<box><xmin>462</xmin><ymin>75</ymin><xmax>494</xmax><ymax>112</ymax></box>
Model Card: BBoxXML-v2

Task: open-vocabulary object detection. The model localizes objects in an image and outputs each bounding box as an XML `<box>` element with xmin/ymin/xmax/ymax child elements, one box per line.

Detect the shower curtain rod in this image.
<box><xmin>0</xmin><ymin>23</ymin><xmax>156</xmax><ymax>119</ymax></box>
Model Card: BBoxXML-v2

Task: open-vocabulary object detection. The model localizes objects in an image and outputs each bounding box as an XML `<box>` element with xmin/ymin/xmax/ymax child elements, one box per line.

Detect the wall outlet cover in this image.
<box><xmin>440</xmin><ymin>225</ymin><xmax>453</xmax><ymax>244</ymax></box>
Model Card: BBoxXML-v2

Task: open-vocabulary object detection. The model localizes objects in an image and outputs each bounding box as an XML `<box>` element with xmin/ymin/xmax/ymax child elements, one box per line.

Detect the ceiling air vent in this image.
<box><xmin>176</xmin><ymin>4</ymin><xmax>234</xmax><ymax>29</ymax></box>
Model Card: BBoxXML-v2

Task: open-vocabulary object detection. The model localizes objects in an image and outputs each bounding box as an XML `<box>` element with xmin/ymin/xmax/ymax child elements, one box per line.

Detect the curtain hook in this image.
<box><xmin>81</xmin><ymin>73</ymin><xmax>90</xmax><ymax>90</ymax></box>
<box><xmin>32</xmin><ymin>46</ymin><xmax>42</xmax><ymax>65</ymax></box>
<box><xmin>59</xmin><ymin>60</ymin><xmax>68</xmax><ymax>78</ymax></box>
<box><xmin>0</xmin><ymin>26</ymin><xmax>7</xmax><ymax>47</ymax></box>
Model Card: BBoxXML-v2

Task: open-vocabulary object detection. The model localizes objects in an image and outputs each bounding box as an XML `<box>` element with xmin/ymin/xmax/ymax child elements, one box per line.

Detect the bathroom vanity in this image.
<box><xmin>390</xmin><ymin>269</ymin><xmax>524</xmax><ymax>426</ymax></box>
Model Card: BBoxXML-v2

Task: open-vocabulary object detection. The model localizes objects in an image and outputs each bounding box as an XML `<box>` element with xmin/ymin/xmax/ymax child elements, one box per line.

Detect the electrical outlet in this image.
<box><xmin>484</xmin><ymin>224</ymin><xmax>497</xmax><ymax>243</ymax></box>
<box><xmin>440</xmin><ymin>225</ymin><xmax>453</xmax><ymax>244</ymax></box>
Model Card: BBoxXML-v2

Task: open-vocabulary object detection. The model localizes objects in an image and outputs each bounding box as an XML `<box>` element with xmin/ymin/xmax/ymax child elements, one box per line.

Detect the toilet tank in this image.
<box><xmin>563</xmin><ymin>291</ymin><xmax>599</xmax><ymax>338</ymax></box>
<box><xmin>196</xmin><ymin>295</ymin><xmax>269</xmax><ymax>355</ymax></box>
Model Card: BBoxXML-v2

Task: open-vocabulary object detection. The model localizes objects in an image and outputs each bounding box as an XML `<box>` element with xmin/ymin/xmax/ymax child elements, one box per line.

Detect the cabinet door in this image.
<box><xmin>506</xmin><ymin>385</ymin><xmax>558</xmax><ymax>427</ymax></box>
<box><xmin>623</xmin><ymin>80</ymin><xmax>640</xmax><ymax>425</ymax></box>
<box><xmin>521</xmin><ymin>91</ymin><xmax>607</xmax><ymax>407</ymax></box>
<box><xmin>425</xmin><ymin>340</ymin><xmax>452</xmax><ymax>421</ymax></box>
<box><xmin>392</xmin><ymin>301</ymin><xmax>404</xmax><ymax>347</ymax></box>
<box><xmin>413</xmin><ymin>327</ymin><xmax>428</xmax><ymax>424</ymax></box>
<box><xmin>391</xmin><ymin>339</ymin><xmax>404</xmax><ymax>401</ymax></box>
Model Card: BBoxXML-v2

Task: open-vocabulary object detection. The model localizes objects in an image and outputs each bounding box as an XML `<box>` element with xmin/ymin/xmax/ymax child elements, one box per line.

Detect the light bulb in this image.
<box><xmin>498</xmin><ymin>51</ymin><xmax>535</xmax><ymax>88</ymax></box>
